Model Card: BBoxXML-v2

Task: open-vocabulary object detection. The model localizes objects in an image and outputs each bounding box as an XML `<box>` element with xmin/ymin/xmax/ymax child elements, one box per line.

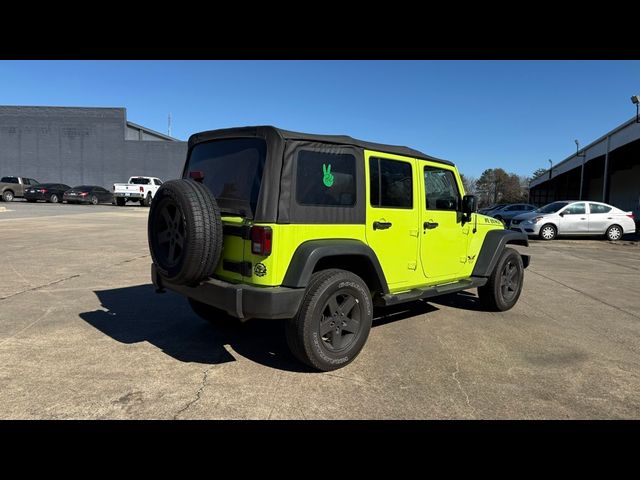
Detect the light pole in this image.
<box><xmin>632</xmin><ymin>95</ymin><xmax>640</xmax><ymax>123</ymax></box>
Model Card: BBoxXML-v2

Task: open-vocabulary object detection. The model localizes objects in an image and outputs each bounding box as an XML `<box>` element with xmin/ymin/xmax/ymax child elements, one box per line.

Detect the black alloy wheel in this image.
<box><xmin>319</xmin><ymin>290</ymin><xmax>362</xmax><ymax>352</ymax></box>
<box><xmin>155</xmin><ymin>200</ymin><xmax>186</xmax><ymax>268</ymax></box>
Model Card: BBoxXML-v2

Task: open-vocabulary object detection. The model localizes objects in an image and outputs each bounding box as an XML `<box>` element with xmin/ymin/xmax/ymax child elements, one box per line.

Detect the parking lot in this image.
<box><xmin>1</xmin><ymin>201</ymin><xmax>639</xmax><ymax>419</ymax></box>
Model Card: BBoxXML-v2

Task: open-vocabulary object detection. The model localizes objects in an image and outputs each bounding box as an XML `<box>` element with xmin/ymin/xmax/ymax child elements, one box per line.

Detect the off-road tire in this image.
<box><xmin>148</xmin><ymin>179</ymin><xmax>223</xmax><ymax>286</ymax></box>
<box><xmin>539</xmin><ymin>223</ymin><xmax>557</xmax><ymax>241</ymax></box>
<box><xmin>478</xmin><ymin>247</ymin><xmax>524</xmax><ymax>312</ymax></box>
<box><xmin>2</xmin><ymin>190</ymin><xmax>14</xmax><ymax>202</ymax></box>
<box><xmin>285</xmin><ymin>269</ymin><xmax>373</xmax><ymax>371</ymax></box>
<box><xmin>605</xmin><ymin>224</ymin><xmax>623</xmax><ymax>241</ymax></box>
<box><xmin>116</xmin><ymin>197</ymin><xmax>126</xmax><ymax>206</ymax></box>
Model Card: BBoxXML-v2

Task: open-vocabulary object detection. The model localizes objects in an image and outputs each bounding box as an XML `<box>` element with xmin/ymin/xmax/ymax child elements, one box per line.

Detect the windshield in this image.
<box><xmin>537</xmin><ymin>201</ymin><xmax>569</xmax><ymax>214</ymax></box>
<box><xmin>130</xmin><ymin>178</ymin><xmax>151</xmax><ymax>185</ymax></box>
<box><xmin>184</xmin><ymin>138</ymin><xmax>267</xmax><ymax>218</ymax></box>
<box><xmin>1</xmin><ymin>177</ymin><xmax>18</xmax><ymax>184</ymax></box>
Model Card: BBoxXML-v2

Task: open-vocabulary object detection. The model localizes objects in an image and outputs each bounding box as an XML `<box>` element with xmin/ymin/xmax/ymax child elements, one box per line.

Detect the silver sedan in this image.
<box><xmin>510</xmin><ymin>200</ymin><xmax>636</xmax><ymax>241</ymax></box>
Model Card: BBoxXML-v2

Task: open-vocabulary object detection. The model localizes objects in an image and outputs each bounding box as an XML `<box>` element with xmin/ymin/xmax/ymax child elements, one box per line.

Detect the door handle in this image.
<box><xmin>373</xmin><ymin>221</ymin><xmax>392</xmax><ymax>230</ymax></box>
<box><xmin>580</xmin><ymin>218</ymin><xmax>586</xmax><ymax>220</ymax></box>
<box><xmin>423</xmin><ymin>221</ymin><xmax>439</xmax><ymax>230</ymax></box>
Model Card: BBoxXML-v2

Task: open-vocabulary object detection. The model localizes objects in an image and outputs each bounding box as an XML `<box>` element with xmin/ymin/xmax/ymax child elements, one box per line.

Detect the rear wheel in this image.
<box><xmin>115</xmin><ymin>197</ymin><xmax>126</xmax><ymax>206</ymax></box>
<box><xmin>90</xmin><ymin>195</ymin><xmax>99</xmax><ymax>205</ymax></box>
<box><xmin>478</xmin><ymin>247</ymin><xmax>524</xmax><ymax>311</ymax></box>
<box><xmin>142</xmin><ymin>193</ymin><xmax>152</xmax><ymax>207</ymax></box>
<box><xmin>605</xmin><ymin>224</ymin><xmax>623</xmax><ymax>241</ymax></box>
<box><xmin>49</xmin><ymin>194</ymin><xmax>59</xmax><ymax>203</ymax></box>
<box><xmin>2</xmin><ymin>190</ymin><xmax>14</xmax><ymax>202</ymax></box>
<box><xmin>285</xmin><ymin>269</ymin><xmax>373</xmax><ymax>371</ymax></box>
<box><xmin>539</xmin><ymin>223</ymin><xmax>556</xmax><ymax>240</ymax></box>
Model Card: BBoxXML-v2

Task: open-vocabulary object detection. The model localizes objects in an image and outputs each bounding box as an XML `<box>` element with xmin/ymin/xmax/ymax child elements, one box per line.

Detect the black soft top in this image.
<box><xmin>188</xmin><ymin>125</ymin><xmax>454</xmax><ymax>166</ymax></box>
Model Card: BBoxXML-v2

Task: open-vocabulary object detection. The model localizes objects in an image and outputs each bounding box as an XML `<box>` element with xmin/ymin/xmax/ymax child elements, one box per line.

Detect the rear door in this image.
<box><xmin>588</xmin><ymin>203</ymin><xmax>613</xmax><ymax>233</ymax></box>
<box><xmin>558</xmin><ymin>202</ymin><xmax>589</xmax><ymax>234</ymax></box>
<box><xmin>365</xmin><ymin>152</ymin><xmax>420</xmax><ymax>290</ymax></box>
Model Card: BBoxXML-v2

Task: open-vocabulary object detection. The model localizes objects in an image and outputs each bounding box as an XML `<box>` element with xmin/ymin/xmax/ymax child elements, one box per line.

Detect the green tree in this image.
<box><xmin>476</xmin><ymin>168</ymin><xmax>528</xmax><ymax>207</ymax></box>
<box><xmin>532</xmin><ymin>167</ymin><xmax>548</xmax><ymax>179</ymax></box>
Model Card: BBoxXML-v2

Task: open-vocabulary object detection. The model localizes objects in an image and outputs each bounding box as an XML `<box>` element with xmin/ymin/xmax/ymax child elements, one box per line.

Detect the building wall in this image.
<box><xmin>0</xmin><ymin>106</ymin><xmax>187</xmax><ymax>188</ymax></box>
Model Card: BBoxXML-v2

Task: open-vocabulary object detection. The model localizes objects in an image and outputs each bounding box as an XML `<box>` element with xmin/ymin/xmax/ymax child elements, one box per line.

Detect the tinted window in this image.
<box><xmin>424</xmin><ymin>166</ymin><xmax>460</xmax><ymax>211</ymax></box>
<box><xmin>130</xmin><ymin>178</ymin><xmax>151</xmax><ymax>185</ymax></box>
<box><xmin>589</xmin><ymin>203</ymin><xmax>612</xmax><ymax>214</ymax></box>
<box><xmin>369</xmin><ymin>157</ymin><xmax>413</xmax><ymax>208</ymax></box>
<box><xmin>563</xmin><ymin>203</ymin><xmax>586</xmax><ymax>215</ymax></box>
<box><xmin>538</xmin><ymin>201</ymin><xmax>569</xmax><ymax>214</ymax></box>
<box><xmin>524</xmin><ymin>205</ymin><xmax>536</xmax><ymax>211</ymax></box>
<box><xmin>505</xmin><ymin>205</ymin><xmax>519</xmax><ymax>211</ymax></box>
<box><xmin>154</xmin><ymin>179</ymin><xmax>162</xmax><ymax>185</ymax></box>
<box><xmin>1</xmin><ymin>177</ymin><xmax>18</xmax><ymax>184</ymax></box>
<box><xmin>296</xmin><ymin>150</ymin><xmax>356</xmax><ymax>207</ymax></box>
<box><xmin>186</xmin><ymin>138</ymin><xmax>267</xmax><ymax>217</ymax></box>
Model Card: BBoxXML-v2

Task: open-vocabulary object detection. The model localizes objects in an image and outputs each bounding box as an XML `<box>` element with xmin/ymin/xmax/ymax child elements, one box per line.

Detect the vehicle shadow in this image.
<box><xmin>79</xmin><ymin>284</ymin><xmax>444</xmax><ymax>372</ymax></box>
<box><xmin>426</xmin><ymin>290</ymin><xmax>486</xmax><ymax>311</ymax></box>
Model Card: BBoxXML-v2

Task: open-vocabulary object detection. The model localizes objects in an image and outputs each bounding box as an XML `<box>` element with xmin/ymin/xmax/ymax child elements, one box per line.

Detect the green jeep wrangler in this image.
<box><xmin>148</xmin><ymin>126</ymin><xmax>529</xmax><ymax>371</ymax></box>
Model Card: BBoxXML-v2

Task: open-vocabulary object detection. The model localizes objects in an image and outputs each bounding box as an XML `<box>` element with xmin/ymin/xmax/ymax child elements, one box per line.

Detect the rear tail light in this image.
<box><xmin>140</xmin><ymin>186</ymin><xmax>144</xmax><ymax>193</ymax></box>
<box><xmin>79</xmin><ymin>192</ymin><xmax>88</xmax><ymax>196</ymax></box>
<box><xmin>250</xmin><ymin>226</ymin><xmax>272</xmax><ymax>256</ymax></box>
<box><xmin>627</xmin><ymin>213</ymin><xmax>635</xmax><ymax>220</ymax></box>
<box><xmin>37</xmin><ymin>188</ymin><xmax>47</xmax><ymax>193</ymax></box>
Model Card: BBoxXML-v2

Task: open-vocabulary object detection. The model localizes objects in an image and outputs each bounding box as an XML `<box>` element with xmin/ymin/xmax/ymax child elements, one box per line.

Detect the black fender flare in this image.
<box><xmin>281</xmin><ymin>239</ymin><xmax>389</xmax><ymax>294</ymax></box>
<box><xmin>471</xmin><ymin>230</ymin><xmax>530</xmax><ymax>277</ymax></box>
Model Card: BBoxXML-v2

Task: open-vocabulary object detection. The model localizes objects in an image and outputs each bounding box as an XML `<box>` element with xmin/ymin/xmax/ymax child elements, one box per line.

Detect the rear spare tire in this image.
<box><xmin>148</xmin><ymin>179</ymin><xmax>223</xmax><ymax>286</ymax></box>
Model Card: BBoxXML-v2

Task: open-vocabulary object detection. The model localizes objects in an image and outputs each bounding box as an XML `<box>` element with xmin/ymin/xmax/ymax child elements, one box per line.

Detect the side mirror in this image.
<box><xmin>462</xmin><ymin>195</ymin><xmax>477</xmax><ymax>215</ymax></box>
<box><xmin>559</xmin><ymin>212</ymin><xmax>565</xmax><ymax>217</ymax></box>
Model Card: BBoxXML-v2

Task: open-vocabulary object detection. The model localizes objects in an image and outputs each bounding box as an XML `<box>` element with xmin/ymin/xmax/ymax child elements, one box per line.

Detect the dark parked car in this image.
<box><xmin>63</xmin><ymin>186</ymin><xmax>113</xmax><ymax>205</ymax></box>
<box><xmin>24</xmin><ymin>183</ymin><xmax>71</xmax><ymax>203</ymax></box>
<box><xmin>489</xmin><ymin>203</ymin><xmax>537</xmax><ymax>225</ymax></box>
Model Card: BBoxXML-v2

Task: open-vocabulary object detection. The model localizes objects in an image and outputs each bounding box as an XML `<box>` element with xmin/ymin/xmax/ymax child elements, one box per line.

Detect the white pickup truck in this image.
<box><xmin>112</xmin><ymin>176</ymin><xmax>163</xmax><ymax>206</ymax></box>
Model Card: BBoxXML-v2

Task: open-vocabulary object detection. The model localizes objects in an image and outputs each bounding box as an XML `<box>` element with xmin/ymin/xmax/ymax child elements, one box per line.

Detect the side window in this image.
<box><xmin>296</xmin><ymin>150</ymin><xmax>356</xmax><ymax>207</ymax></box>
<box><xmin>563</xmin><ymin>203</ymin><xmax>586</xmax><ymax>215</ymax></box>
<box><xmin>589</xmin><ymin>203</ymin><xmax>611</xmax><ymax>214</ymax></box>
<box><xmin>23</xmin><ymin>178</ymin><xmax>30</xmax><ymax>185</ymax></box>
<box><xmin>369</xmin><ymin>157</ymin><xmax>413</xmax><ymax>208</ymax></box>
<box><xmin>154</xmin><ymin>179</ymin><xmax>162</xmax><ymax>186</ymax></box>
<box><xmin>424</xmin><ymin>166</ymin><xmax>460</xmax><ymax>211</ymax></box>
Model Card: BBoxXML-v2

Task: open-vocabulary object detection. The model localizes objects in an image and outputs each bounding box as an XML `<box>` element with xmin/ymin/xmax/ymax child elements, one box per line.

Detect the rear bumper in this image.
<box><xmin>114</xmin><ymin>192</ymin><xmax>143</xmax><ymax>199</ymax></box>
<box><xmin>151</xmin><ymin>264</ymin><xmax>305</xmax><ymax>321</ymax></box>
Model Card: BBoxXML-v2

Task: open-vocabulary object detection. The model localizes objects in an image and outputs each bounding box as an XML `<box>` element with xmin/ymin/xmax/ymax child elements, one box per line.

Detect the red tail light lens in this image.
<box><xmin>250</xmin><ymin>226</ymin><xmax>272</xmax><ymax>256</ymax></box>
<box><xmin>140</xmin><ymin>186</ymin><xmax>144</xmax><ymax>193</ymax></box>
<box><xmin>627</xmin><ymin>213</ymin><xmax>635</xmax><ymax>220</ymax></box>
<box><xmin>79</xmin><ymin>192</ymin><xmax>88</xmax><ymax>196</ymax></box>
<box><xmin>37</xmin><ymin>188</ymin><xmax>47</xmax><ymax>193</ymax></box>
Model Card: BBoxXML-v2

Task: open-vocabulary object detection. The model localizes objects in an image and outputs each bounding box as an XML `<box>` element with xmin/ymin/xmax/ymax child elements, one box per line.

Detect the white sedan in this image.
<box><xmin>510</xmin><ymin>200</ymin><xmax>636</xmax><ymax>241</ymax></box>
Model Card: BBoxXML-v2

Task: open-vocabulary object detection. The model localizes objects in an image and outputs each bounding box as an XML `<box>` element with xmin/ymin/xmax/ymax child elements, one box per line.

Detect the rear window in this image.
<box><xmin>589</xmin><ymin>203</ymin><xmax>612</xmax><ymax>214</ymax></box>
<box><xmin>1</xmin><ymin>177</ymin><xmax>19</xmax><ymax>184</ymax></box>
<box><xmin>185</xmin><ymin>138</ymin><xmax>267</xmax><ymax>218</ymax></box>
<box><xmin>130</xmin><ymin>178</ymin><xmax>151</xmax><ymax>185</ymax></box>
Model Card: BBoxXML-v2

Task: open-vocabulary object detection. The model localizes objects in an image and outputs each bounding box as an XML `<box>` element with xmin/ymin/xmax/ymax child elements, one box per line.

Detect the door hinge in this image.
<box><xmin>408</xmin><ymin>262</ymin><xmax>417</xmax><ymax>270</ymax></box>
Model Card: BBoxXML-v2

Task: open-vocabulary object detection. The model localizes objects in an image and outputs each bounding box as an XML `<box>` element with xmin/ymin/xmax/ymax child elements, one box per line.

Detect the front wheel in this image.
<box><xmin>478</xmin><ymin>247</ymin><xmax>524</xmax><ymax>311</ymax></box>
<box><xmin>49</xmin><ymin>194</ymin><xmax>59</xmax><ymax>203</ymax></box>
<box><xmin>115</xmin><ymin>197</ymin><xmax>126</xmax><ymax>206</ymax></box>
<box><xmin>285</xmin><ymin>269</ymin><xmax>373</xmax><ymax>371</ymax></box>
<box><xmin>539</xmin><ymin>223</ymin><xmax>557</xmax><ymax>241</ymax></box>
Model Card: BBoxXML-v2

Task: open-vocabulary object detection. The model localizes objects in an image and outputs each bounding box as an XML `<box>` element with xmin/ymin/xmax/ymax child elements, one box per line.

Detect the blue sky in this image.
<box><xmin>1</xmin><ymin>60</ymin><xmax>639</xmax><ymax>178</ymax></box>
